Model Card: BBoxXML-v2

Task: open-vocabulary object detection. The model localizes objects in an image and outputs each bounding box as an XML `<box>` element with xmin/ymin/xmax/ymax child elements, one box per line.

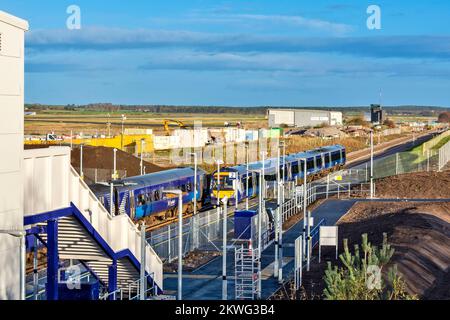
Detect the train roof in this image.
<box><xmin>90</xmin><ymin>167</ymin><xmax>207</xmax><ymax>195</ymax></box>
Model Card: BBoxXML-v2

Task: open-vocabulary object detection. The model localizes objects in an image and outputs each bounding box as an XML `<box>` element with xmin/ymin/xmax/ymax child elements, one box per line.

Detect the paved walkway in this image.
<box><xmin>162</xmin><ymin>199</ymin><xmax>357</xmax><ymax>300</ymax></box>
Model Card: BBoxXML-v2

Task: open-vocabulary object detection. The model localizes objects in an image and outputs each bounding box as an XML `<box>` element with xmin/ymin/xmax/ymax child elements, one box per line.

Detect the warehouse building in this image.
<box><xmin>267</xmin><ymin>108</ymin><xmax>343</xmax><ymax>128</ymax></box>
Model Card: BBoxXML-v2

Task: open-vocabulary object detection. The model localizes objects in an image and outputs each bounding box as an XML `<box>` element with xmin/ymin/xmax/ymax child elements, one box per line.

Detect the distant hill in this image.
<box><xmin>25</xmin><ymin>103</ymin><xmax>449</xmax><ymax>116</ymax></box>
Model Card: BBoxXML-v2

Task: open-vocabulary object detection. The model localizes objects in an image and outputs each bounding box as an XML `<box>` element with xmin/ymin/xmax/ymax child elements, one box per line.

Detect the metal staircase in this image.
<box><xmin>23</xmin><ymin>147</ymin><xmax>163</xmax><ymax>299</ymax></box>
<box><xmin>235</xmin><ymin>245</ymin><xmax>260</xmax><ymax>300</ymax></box>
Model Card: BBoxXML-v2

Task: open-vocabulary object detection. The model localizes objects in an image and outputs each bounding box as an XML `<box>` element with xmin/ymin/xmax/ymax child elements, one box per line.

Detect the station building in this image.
<box><xmin>0</xmin><ymin>11</ymin><xmax>28</xmax><ymax>300</ymax></box>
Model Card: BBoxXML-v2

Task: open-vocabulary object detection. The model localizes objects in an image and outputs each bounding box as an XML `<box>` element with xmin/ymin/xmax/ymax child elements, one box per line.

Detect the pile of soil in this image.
<box><xmin>164</xmin><ymin>250</ymin><xmax>221</xmax><ymax>273</ymax></box>
<box><xmin>373</xmin><ymin>170</ymin><xmax>450</xmax><ymax>199</ymax></box>
<box><xmin>71</xmin><ymin>145</ymin><xmax>165</xmax><ymax>177</ymax></box>
<box><xmin>273</xmin><ymin>201</ymin><xmax>450</xmax><ymax>300</ymax></box>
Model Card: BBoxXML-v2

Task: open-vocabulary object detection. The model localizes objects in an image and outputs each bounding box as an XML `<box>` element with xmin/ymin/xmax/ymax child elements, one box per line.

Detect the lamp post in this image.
<box><xmin>113</xmin><ymin>148</ymin><xmax>117</xmax><ymax>180</ymax></box>
<box><xmin>250</xmin><ymin>168</ymin><xmax>263</xmax><ymax>300</ymax></box>
<box><xmin>215</xmin><ymin>159</ymin><xmax>224</xmax><ymax>235</ymax></box>
<box><xmin>278</xmin><ymin>141</ymin><xmax>286</xmax><ymax>283</ymax></box>
<box><xmin>370</xmin><ymin>130</ymin><xmax>374</xmax><ymax>199</ymax></box>
<box><xmin>0</xmin><ymin>230</ymin><xmax>26</xmax><ymax>300</ymax></box>
<box><xmin>121</xmin><ymin>114</ymin><xmax>126</xmax><ymax>149</ymax></box>
<box><xmin>80</xmin><ymin>144</ymin><xmax>84</xmax><ymax>180</ymax></box>
<box><xmin>140</xmin><ymin>221</ymin><xmax>146</xmax><ymax>300</ymax></box>
<box><xmin>221</xmin><ymin>196</ymin><xmax>229</xmax><ymax>300</ymax></box>
<box><xmin>140</xmin><ymin>139</ymin><xmax>145</xmax><ymax>176</ymax></box>
<box><xmin>299</xmin><ymin>158</ymin><xmax>307</xmax><ymax>260</ymax></box>
<box><xmin>274</xmin><ymin>143</ymin><xmax>281</xmax><ymax>278</ymax></box>
<box><xmin>245</xmin><ymin>143</ymin><xmax>250</xmax><ymax>210</ymax></box>
<box><xmin>259</xmin><ymin>151</ymin><xmax>266</xmax><ymax>298</ymax></box>
<box><xmin>189</xmin><ymin>153</ymin><xmax>198</xmax><ymax>216</ymax></box>
<box><xmin>163</xmin><ymin>189</ymin><xmax>183</xmax><ymax>300</ymax></box>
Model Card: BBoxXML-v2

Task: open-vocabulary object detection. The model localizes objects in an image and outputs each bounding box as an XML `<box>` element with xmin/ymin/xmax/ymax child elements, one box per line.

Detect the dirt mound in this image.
<box><xmin>71</xmin><ymin>145</ymin><xmax>165</xmax><ymax>177</ymax></box>
<box><xmin>374</xmin><ymin>170</ymin><xmax>450</xmax><ymax>199</ymax></box>
<box><xmin>338</xmin><ymin>201</ymin><xmax>450</xmax><ymax>299</ymax></box>
<box><xmin>273</xmin><ymin>201</ymin><xmax>450</xmax><ymax>300</ymax></box>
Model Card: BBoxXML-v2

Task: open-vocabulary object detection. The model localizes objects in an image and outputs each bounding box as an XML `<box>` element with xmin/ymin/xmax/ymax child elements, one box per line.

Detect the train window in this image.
<box><xmin>181</xmin><ymin>184</ymin><xmax>187</xmax><ymax>192</ymax></box>
<box><xmin>292</xmin><ymin>163</ymin><xmax>298</xmax><ymax>174</ymax></box>
<box><xmin>307</xmin><ymin>159</ymin><xmax>314</xmax><ymax>170</ymax></box>
<box><xmin>325</xmin><ymin>153</ymin><xmax>331</xmax><ymax>165</ymax></box>
<box><xmin>342</xmin><ymin>150</ymin><xmax>346</xmax><ymax>159</ymax></box>
<box><xmin>138</xmin><ymin>194</ymin><xmax>146</xmax><ymax>206</ymax></box>
<box><xmin>186</xmin><ymin>182</ymin><xmax>192</xmax><ymax>192</ymax></box>
<box><xmin>247</xmin><ymin>176</ymin><xmax>253</xmax><ymax>188</ymax></box>
<box><xmin>331</xmin><ymin>152</ymin><xmax>340</xmax><ymax>161</ymax></box>
<box><xmin>316</xmin><ymin>156</ymin><xmax>323</xmax><ymax>167</ymax></box>
<box><xmin>154</xmin><ymin>190</ymin><xmax>160</xmax><ymax>201</ymax></box>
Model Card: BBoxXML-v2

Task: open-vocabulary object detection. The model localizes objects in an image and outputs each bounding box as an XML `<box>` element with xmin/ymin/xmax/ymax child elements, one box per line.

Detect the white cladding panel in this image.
<box><xmin>329</xmin><ymin>112</ymin><xmax>343</xmax><ymax>126</ymax></box>
<box><xmin>23</xmin><ymin>147</ymin><xmax>71</xmax><ymax>215</ymax></box>
<box><xmin>0</xmin><ymin>10</ymin><xmax>28</xmax><ymax>300</ymax></box>
<box><xmin>0</xmin><ymin>96</ymin><xmax>23</xmax><ymax>134</ymax></box>
<box><xmin>269</xmin><ymin>110</ymin><xmax>295</xmax><ymax>126</ymax></box>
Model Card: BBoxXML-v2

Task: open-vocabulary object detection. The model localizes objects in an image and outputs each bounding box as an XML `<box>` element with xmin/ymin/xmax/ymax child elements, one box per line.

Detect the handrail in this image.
<box><xmin>69</xmin><ymin>166</ymin><xmax>163</xmax><ymax>288</ymax></box>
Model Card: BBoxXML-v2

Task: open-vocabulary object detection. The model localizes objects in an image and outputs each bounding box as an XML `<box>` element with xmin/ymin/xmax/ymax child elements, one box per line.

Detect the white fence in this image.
<box><xmin>439</xmin><ymin>140</ymin><xmax>450</xmax><ymax>171</ymax></box>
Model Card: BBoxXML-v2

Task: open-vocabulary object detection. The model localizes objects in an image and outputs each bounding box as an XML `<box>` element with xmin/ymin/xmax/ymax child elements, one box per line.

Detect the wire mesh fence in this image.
<box><xmin>73</xmin><ymin>167</ymin><xmax>128</xmax><ymax>184</ymax></box>
<box><xmin>147</xmin><ymin>135</ymin><xmax>450</xmax><ymax>263</ymax></box>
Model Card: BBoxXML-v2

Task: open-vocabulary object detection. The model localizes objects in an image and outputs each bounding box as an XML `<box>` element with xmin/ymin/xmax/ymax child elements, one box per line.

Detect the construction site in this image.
<box><xmin>1</xmin><ymin>5</ymin><xmax>450</xmax><ymax>310</ymax></box>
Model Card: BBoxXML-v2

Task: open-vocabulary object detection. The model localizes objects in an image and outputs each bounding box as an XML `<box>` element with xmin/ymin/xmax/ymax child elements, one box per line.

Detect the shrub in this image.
<box><xmin>383</xmin><ymin>119</ymin><xmax>396</xmax><ymax>128</ymax></box>
<box><xmin>323</xmin><ymin>233</ymin><xmax>417</xmax><ymax>300</ymax></box>
<box><xmin>345</xmin><ymin>116</ymin><xmax>369</xmax><ymax>127</ymax></box>
<box><xmin>437</xmin><ymin>112</ymin><xmax>450</xmax><ymax>123</ymax></box>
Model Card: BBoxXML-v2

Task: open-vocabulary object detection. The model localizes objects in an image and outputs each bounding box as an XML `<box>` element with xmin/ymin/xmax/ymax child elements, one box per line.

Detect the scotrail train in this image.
<box><xmin>91</xmin><ymin>145</ymin><xmax>346</xmax><ymax>226</ymax></box>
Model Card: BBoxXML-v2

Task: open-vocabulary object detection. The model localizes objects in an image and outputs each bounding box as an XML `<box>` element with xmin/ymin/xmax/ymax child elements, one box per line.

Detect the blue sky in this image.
<box><xmin>2</xmin><ymin>0</ymin><xmax>450</xmax><ymax>106</ymax></box>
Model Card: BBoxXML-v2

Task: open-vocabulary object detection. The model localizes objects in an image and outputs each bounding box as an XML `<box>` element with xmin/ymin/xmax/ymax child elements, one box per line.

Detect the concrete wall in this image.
<box><xmin>0</xmin><ymin>11</ymin><xmax>28</xmax><ymax>300</ymax></box>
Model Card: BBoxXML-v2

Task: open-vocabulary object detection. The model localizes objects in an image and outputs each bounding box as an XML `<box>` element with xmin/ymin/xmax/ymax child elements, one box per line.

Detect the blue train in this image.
<box><xmin>91</xmin><ymin>144</ymin><xmax>345</xmax><ymax>226</ymax></box>
<box><xmin>210</xmin><ymin>144</ymin><xmax>346</xmax><ymax>205</ymax></box>
<box><xmin>90</xmin><ymin>167</ymin><xmax>209</xmax><ymax>224</ymax></box>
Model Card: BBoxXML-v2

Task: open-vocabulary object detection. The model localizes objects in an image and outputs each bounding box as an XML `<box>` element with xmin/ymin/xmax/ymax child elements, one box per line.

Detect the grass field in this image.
<box><xmin>25</xmin><ymin>111</ymin><xmax>267</xmax><ymax>135</ymax></box>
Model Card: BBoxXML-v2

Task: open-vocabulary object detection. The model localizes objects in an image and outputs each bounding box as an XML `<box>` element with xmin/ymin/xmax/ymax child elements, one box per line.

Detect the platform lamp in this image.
<box><xmin>244</xmin><ymin>141</ymin><xmax>250</xmax><ymax>210</ymax></box>
<box><xmin>215</xmin><ymin>159</ymin><xmax>224</xmax><ymax>235</ymax></box>
<box><xmin>120</xmin><ymin>114</ymin><xmax>126</xmax><ymax>149</ymax></box>
<box><xmin>80</xmin><ymin>143</ymin><xmax>84</xmax><ymax>180</ymax></box>
<box><xmin>221</xmin><ymin>196</ymin><xmax>229</xmax><ymax>300</ymax></box>
<box><xmin>189</xmin><ymin>152</ymin><xmax>198</xmax><ymax>217</ymax></box>
<box><xmin>162</xmin><ymin>189</ymin><xmax>183</xmax><ymax>301</ymax></box>
<box><xmin>140</xmin><ymin>139</ymin><xmax>146</xmax><ymax>176</ymax></box>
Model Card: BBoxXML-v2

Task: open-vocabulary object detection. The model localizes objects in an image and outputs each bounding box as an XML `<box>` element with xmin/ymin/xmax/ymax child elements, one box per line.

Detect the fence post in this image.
<box><xmin>168</xmin><ymin>225</ymin><xmax>171</xmax><ymax>262</ymax></box>
<box><xmin>326</xmin><ymin>174</ymin><xmax>329</xmax><ymax>199</ymax></box>
<box><xmin>395</xmin><ymin>153</ymin><xmax>399</xmax><ymax>175</ymax></box>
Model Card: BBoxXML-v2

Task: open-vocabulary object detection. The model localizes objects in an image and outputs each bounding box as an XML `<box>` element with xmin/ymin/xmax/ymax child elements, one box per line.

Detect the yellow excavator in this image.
<box><xmin>163</xmin><ymin>119</ymin><xmax>189</xmax><ymax>135</ymax></box>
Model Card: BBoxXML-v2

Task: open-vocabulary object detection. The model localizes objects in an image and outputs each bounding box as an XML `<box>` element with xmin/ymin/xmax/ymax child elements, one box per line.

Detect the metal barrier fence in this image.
<box><xmin>438</xmin><ymin>140</ymin><xmax>450</xmax><ymax>171</ymax></box>
<box><xmin>147</xmin><ymin>136</ymin><xmax>450</xmax><ymax>262</ymax></box>
<box><xmin>147</xmin><ymin>181</ymin><xmax>372</xmax><ymax>262</ymax></box>
<box><xmin>73</xmin><ymin>167</ymin><xmax>128</xmax><ymax>184</ymax></box>
<box><xmin>422</xmin><ymin>129</ymin><xmax>450</xmax><ymax>155</ymax></box>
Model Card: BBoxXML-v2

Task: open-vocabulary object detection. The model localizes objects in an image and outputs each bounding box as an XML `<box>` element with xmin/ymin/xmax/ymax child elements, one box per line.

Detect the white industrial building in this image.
<box><xmin>0</xmin><ymin>11</ymin><xmax>28</xmax><ymax>300</ymax></box>
<box><xmin>268</xmin><ymin>108</ymin><xmax>343</xmax><ymax>128</ymax></box>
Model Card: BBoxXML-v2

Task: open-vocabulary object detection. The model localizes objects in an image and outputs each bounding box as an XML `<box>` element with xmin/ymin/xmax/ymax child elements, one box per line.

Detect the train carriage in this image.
<box><xmin>91</xmin><ymin>167</ymin><xmax>208</xmax><ymax>223</ymax></box>
<box><xmin>211</xmin><ymin>144</ymin><xmax>346</xmax><ymax>205</ymax></box>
